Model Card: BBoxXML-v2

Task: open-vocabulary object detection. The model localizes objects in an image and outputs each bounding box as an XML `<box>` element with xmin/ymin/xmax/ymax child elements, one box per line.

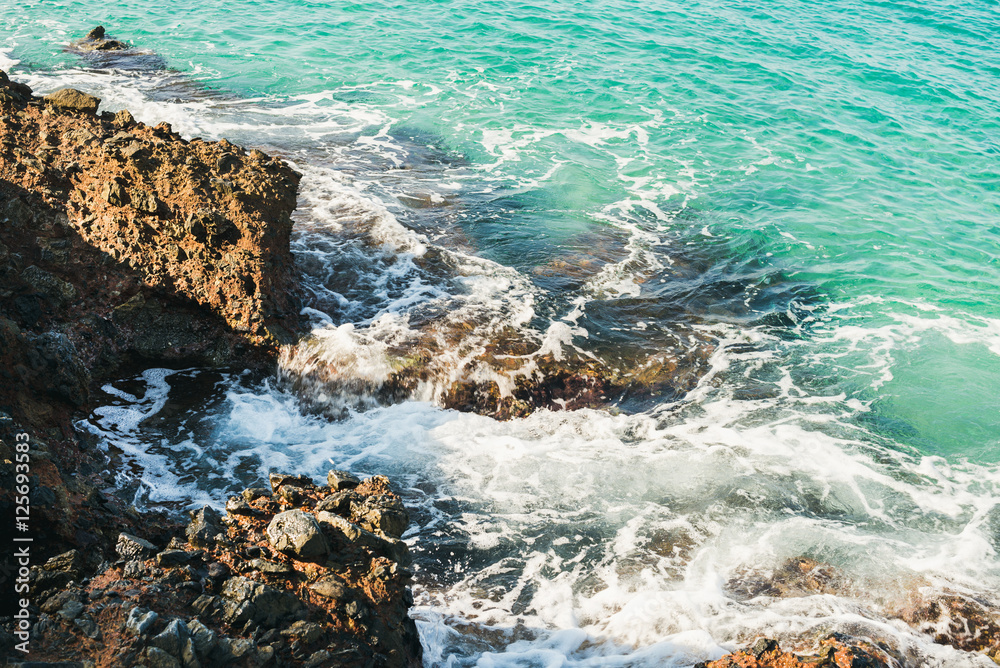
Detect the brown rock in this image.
<box><xmin>45</xmin><ymin>88</ymin><xmax>101</xmax><ymax>114</ymax></box>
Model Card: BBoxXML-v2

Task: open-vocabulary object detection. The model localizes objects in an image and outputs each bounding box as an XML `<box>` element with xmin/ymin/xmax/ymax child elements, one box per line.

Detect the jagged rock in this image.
<box><xmin>327</xmin><ymin>469</ymin><xmax>361</xmax><ymax>491</ymax></box>
<box><xmin>218</xmin><ymin>576</ymin><xmax>303</xmax><ymax>627</ymax></box>
<box><xmin>315</xmin><ymin>489</ymin><xmax>359</xmax><ymax>516</ymax></box>
<box><xmin>150</xmin><ymin>618</ymin><xmax>189</xmax><ymax>658</ymax></box>
<box><xmin>266</xmin><ymin>509</ymin><xmax>328</xmax><ymax>560</ymax></box>
<box><xmin>186</xmin><ymin>619</ymin><xmax>218</xmax><ymax>657</ymax></box>
<box><xmin>43</xmin><ymin>549</ymin><xmax>84</xmax><ymax>575</ymax></box>
<box><xmin>147</xmin><ymin>646</ymin><xmax>182</xmax><ymax>668</ymax></box>
<box><xmin>116</xmin><ymin>532</ymin><xmax>157</xmax><ymax>560</ymax></box>
<box><xmin>699</xmin><ymin>636</ymin><xmax>891</xmax><ymax>668</ymax></box>
<box><xmin>186</xmin><ymin>506</ymin><xmax>224</xmax><ymax>548</ymax></box>
<box><xmin>73</xmin><ymin>616</ymin><xmax>100</xmax><ymax>639</ymax></box>
<box><xmin>126</xmin><ymin>607</ymin><xmax>159</xmax><ymax>635</ymax></box>
<box><xmin>304</xmin><ymin>650</ymin><xmax>332</xmax><ymax>668</ymax></box>
<box><xmin>44</xmin><ymin>88</ymin><xmax>101</xmax><ymax>114</ymax></box>
<box><xmin>280</xmin><ymin>620</ymin><xmax>324</xmax><ymax>645</ymax></box>
<box><xmin>57</xmin><ymin>599</ymin><xmax>84</xmax><ymax>621</ymax></box>
<box><xmin>156</xmin><ymin>549</ymin><xmax>197</xmax><ymax>567</ymax></box>
<box><xmin>316</xmin><ymin>511</ymin><xmax>410</xmax><ymax>565</ymax></box>
<box><xmin>352</xmin><ymin>494</ymin><xmax>410</xmax><ymax>538</ymax></box>
<box><xmin>269</xmin><ymin>473</ymin><xmax>313</xmax><ymax>493</ymax></box>
<box><xmin>242</xmin><ymin>486</ymin><xmax>271</xmax><ymax>502</ymax></box>
<box><xmin>249</xmin><ymin>559</ymin><xmax>294</xmax><ymax>575</ymax></box>
<box><xmin>309</xmin><ymin>577</ymin><xmax>348</xmax><ymax>601</ymax></box>
<box><xmin>225</xmin><ymin>495</ymin><xmax>262</xmax><ymax>516</ymax></box>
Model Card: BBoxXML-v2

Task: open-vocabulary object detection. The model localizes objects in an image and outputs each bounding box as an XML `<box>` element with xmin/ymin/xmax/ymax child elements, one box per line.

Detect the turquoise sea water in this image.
<box><xmin>5</xmin><ymin>1</ymin><xmax>1000</xmax><ymax>665</ymax></box>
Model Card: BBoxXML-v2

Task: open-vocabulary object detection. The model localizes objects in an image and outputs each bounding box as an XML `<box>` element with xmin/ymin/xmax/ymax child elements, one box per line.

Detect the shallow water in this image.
<box><xmin>5</xmin><ymin>0</ymin><xmax>1000</xmax><ymax>665</ymax></box>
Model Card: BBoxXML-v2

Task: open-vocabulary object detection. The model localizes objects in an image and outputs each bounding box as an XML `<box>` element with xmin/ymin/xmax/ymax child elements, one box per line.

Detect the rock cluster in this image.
<box><xmin>14</xmin><ymin>471</ymin><xmax>421</xmax><ymax>667</ymax></box>
<box><xmin>699</xmin><ymin>637</ymin><xmax>891</xmax><ymax>668</ymax></box>
<box><xmin>722</xmin><ymin>556</ymin><xmax>1000</xmax><ymax>665</ymax></box>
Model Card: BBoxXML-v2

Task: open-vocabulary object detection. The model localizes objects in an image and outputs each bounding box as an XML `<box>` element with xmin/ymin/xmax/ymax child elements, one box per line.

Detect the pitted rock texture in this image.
<box><xmin>12</xmin><ymin>471</ymin><xmax>421</xmax><ymax>668</ymax></box>
<box><xmin>1</xmin><ymin>73</ymin><xmax>301</xmax><ymax>349</ymax></box>
<box><xmin>699</xmin><ymin>637</ymin><xmax>892</xmax><ymax>668</ymax></box>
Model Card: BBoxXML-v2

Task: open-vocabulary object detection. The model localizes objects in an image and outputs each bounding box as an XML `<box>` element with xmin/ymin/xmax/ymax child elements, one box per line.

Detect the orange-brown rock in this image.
<box><xmin>700</xmin><ymin>637</ymin><xmax>891</xmax><ymax>668</ymax></box>
<box><xmin>0</xmin><ymin>67</ymin><xmax>303</xmax><ymax>623</ymax></box>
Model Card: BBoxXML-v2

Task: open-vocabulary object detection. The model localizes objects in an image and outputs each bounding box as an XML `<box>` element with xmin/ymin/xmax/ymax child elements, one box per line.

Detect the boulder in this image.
<box><xmin>125</xmin><ymin>607</ymin><xmax>159</xmax><ymax>635</ymax></box>
<box><xmin>352</xmin><ymin>494</ymin><xmax>410</xmax><ymax>538</ymax></box>
<box><xmin>116</xmin><ymin>532</ymin><xmax>156</xmax><ymax>560</ymax></box>
<box><xmin>186</xmin><ymin>506</ymin><xmax>224</xmax><ymax>548</ymax></box>
<box><xmin>44</xmin><ymin>88</ymin><xmax>101</xmax><ymax>114</ymax></box>
<box><xmin>327</xmin><ymin>469</ymin><xmax>361</xmax><ymax>491</ymax></box>
<box><xmin>218</xmin><ymin>576</ymin><xmax>302</xmax><ymax>627</ymax></box>
<box><xmin>266</xmin><ymin>509</ymin><xmax>328</xmax><ymax>560</ymax></box>
<box><xmin>150</xmin><ymin>618</ymin><xmax>189</xmax><ymax>658</ymax></box>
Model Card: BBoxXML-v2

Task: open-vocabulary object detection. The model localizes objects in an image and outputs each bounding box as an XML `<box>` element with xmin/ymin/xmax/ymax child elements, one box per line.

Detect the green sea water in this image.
<box><xmin>6</xmin><ymin>0</ymin><xmax>999</xmax><ymax>460</ymax></box>
<box><xmin>6</xmin><ymin>1</ymin><xmax>1000</xmax><ymax>664</ymax></box>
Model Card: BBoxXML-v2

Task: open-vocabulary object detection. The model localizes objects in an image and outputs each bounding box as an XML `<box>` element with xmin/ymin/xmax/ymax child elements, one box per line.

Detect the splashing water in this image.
<box><xmin>7</xmin><ymin>0</ymin><xmax>1000</xmax><ymax>664</ymax></box>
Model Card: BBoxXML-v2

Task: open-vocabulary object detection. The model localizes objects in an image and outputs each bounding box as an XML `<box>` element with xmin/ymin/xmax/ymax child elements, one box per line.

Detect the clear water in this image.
<box><xmin>5</xmin><ymin>0</ymin><xmax>1000</xmax><ymax>665</ymax></box>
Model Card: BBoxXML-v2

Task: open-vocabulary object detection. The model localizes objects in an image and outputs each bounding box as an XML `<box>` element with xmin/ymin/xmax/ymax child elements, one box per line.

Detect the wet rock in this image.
<box><xmin>266</xmin><ymin>509</ymin><xmax>328</xmax><ymax>560</ymax></box>
<box><xmin>891</xmin><ymin>590</ymin><xmax>1000</xmax><ymax>656</ymax></box>
<box><xmin>116</xmin><ymin>532</ymin><xmax>157</xmax><ymax>560</ymax></box>
<box><xmin>327</xmin><ymin>469</ymin><xmax>361</xmax><ymax>491</ymax></box>
<box><xmin>699</xmin><ymin>636</ymin><xmax>891</xmax><ymax>668</ymax></box>
<box><xmin>44</xmin><ymin>88</ymin><xmax>101</xmax><ymax>114</ymax></box>
<box><xmin>186</xmin><ymin>506</ymin><xmax>224</xmax><ymax>548</ymax></box>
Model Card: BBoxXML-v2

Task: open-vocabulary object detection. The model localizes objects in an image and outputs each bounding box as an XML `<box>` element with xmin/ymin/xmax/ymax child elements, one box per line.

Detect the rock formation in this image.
<box><xmin>17</xmin><ymin>472</ymin><xmax>421</xmax><ymax>667</ymax></box>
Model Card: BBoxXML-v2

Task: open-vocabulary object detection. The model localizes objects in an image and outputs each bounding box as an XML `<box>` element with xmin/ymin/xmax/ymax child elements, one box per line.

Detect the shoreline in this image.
<box><xmin>2</xmin><ymin>31</ymin><xmax>1000</xmax><ymax>667</ymax></box>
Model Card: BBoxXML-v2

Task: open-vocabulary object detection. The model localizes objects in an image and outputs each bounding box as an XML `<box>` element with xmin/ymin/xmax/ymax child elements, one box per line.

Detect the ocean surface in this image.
<box><xmin>4</xmin><ymin>0</ymin><xmax>1000</xmax><ymax>665</ymax></box>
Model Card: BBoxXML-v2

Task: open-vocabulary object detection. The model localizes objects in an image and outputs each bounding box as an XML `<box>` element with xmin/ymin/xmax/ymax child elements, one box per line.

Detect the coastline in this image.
<box><xmin>2</xmin><ymin>23</ymin><xmax>1000</xmax><ymax>668</ymax></box>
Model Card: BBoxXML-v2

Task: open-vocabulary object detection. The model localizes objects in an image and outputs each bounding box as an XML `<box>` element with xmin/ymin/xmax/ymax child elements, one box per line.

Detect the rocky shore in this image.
<box><xmin>1</xmin><ymin>65</ymin><xmax>421</xmax><ymax>666</ymax></box>
<box><xmin>4</xmin><ymin>31</ymin><xmax>1000</xmax><ymax>667</ymax></box>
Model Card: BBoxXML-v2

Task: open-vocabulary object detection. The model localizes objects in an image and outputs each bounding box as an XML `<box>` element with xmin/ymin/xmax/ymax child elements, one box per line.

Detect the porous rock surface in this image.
<box><xmin>14</xmin><ymin>472</ymin><xmax>421</xmax><ymax>667</ymax></box>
